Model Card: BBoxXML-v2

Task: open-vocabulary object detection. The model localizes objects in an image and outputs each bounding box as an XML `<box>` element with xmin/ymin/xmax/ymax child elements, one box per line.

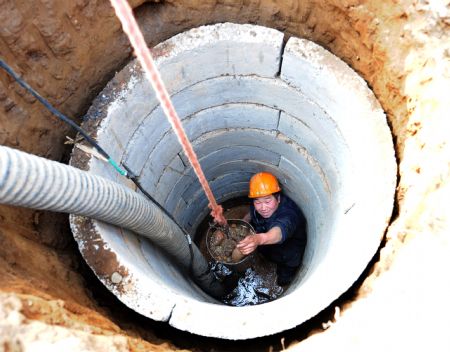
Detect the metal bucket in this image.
<box><xmin>206</xmin><ymin>219</ymin><xmax>256</xmax><ymax>273</ymax></box>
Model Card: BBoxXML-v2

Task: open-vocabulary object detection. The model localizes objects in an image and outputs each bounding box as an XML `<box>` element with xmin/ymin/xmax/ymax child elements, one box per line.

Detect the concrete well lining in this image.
<box><xmin>70</xmin><ymin>23</ymin><xmax>396</xmax><ymax>339</ymax></box>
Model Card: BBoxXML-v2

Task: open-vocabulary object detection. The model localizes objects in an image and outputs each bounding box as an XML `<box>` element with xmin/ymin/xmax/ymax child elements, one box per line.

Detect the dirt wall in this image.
<box><xmin>0</xmin><ymin>0</ymin><xmax>448</xmax><ymax>350</ymax></box>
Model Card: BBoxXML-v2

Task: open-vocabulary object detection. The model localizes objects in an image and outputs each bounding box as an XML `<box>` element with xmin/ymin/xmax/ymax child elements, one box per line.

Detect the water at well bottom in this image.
<box><xmin>211</xmin><ymin>254</ymin><xmax>285</xmax><ymax>306</ymax></box>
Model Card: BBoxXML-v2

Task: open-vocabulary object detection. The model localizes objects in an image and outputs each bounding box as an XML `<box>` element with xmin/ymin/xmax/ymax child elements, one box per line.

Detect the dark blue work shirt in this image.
<box><xmin>250</xmin><ymin>194</ymin><xmax>307</xmax><ymax>268</ymax></box>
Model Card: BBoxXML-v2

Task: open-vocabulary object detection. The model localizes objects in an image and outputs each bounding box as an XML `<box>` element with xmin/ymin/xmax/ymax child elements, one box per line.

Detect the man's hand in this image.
<box><xmin>237</xmin><ymin>226</ymin><xmax>283</xmax><ymax>255</ymax></box>
<box><xmin>236</xmin><ymin>234</ymin><xmax>261</xmax><ymax>255</ymax></box>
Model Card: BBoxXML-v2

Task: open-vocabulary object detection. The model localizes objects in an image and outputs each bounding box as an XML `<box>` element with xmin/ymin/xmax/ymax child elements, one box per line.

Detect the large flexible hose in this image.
<box><xmin>0</xmin><ymin>145</ymin><xmax>225</xmax><ymax>297</ymax></box>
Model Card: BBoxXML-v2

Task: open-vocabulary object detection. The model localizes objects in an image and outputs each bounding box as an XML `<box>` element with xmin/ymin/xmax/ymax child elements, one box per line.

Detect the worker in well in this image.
<box><xmin>237</xmin><ymin>172</ymin><xmax>307</xmax><ymax>286</ymax></box>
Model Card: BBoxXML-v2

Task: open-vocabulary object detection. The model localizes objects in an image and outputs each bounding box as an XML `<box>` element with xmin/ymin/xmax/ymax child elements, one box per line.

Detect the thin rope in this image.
<box><xmin>109</xmin><ymin>0</ymin><xmax>227</xmax><ymax>226</ymax></box>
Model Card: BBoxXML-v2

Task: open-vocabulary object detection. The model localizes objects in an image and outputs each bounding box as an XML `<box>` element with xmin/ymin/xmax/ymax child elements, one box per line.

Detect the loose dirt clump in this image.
<box><xmin>207</xmin><ymin>220</ymin><xmax>254</xmax><ymax>264</ymax></box>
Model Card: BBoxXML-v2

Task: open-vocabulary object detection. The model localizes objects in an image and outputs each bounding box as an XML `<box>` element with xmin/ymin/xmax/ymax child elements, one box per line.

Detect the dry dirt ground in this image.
<box><xmin>0</xmin><ymin>0</ymin><xmax>449</xmax><ymax>351</ymax></box>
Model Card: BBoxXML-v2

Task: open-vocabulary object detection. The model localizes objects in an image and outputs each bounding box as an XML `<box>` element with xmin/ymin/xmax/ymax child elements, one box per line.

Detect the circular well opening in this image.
<box><xmin>70</xmin><ymin>23</ymin><xmax>396</xmax><ymax>339</ymax></box>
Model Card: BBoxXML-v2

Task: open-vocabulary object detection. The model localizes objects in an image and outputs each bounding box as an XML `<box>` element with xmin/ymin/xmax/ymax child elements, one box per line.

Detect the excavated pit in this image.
<box><xmin>69</xmin><ymin>23</ymin><xmax>396</xmax><ymax>339</ymax></box>
<box><xmin>1</xmin><ymin>1</ymin><xmax>448</xmax><ymax>349</ymax></box>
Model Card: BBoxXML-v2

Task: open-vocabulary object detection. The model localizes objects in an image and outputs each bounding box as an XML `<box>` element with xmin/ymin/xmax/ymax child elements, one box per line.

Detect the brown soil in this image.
<box><xmin>207</xmin><ymin>221</ymin><xmax>253</xmax><ymax>264</ymax></box>
<box><xmin>1</xmin><ymin>0</ymin><xmax>449</xmax><ymax>350</ymax></box>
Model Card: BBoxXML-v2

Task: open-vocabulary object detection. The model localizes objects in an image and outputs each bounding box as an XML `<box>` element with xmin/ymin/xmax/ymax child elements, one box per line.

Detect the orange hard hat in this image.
<box><xmin>248</xmin><ymin>172</ymin><xmax>281</xmax><ymax>198</ymax></box>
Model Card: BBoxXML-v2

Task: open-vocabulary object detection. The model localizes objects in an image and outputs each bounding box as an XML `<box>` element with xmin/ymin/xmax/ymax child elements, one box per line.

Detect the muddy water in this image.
<box><xmin>218</xmin><ymin>255</ymin><xmax>284</xmax><ymax>306</ymax></box>
<box><xmin>196</xmin><ymin>203</ymin><xmax>285</xmax><ymax>306</ymax></box>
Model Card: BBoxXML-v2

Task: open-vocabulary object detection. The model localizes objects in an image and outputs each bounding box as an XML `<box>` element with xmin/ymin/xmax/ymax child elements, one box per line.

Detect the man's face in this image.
<box><xmin>253</xmin><ymin>194</ymin><xmax>280</xmax><ymax>218</ymax></box>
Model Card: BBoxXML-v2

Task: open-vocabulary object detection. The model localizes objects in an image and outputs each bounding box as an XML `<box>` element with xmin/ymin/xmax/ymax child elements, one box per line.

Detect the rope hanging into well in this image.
<box><xmin>109</xmin><ymin>0</ymin><xmax>227</xmax><ymax>226</ymax></box>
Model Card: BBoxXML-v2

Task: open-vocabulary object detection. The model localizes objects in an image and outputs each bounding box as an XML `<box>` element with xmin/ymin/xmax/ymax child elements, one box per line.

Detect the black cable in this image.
<box><xmin>0</xmin><ymin>57</ymin><xmax>195</xmax><ymax>273</ymax></box>
<box><xmin>0</xmin><ymin>59</ymin><xmax>110</xmax><ymax>160</ymax></box>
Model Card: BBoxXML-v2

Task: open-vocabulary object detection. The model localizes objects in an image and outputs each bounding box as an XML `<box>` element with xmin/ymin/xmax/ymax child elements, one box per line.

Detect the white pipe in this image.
<box><xmin>0</xmin><ymin>145</ymin><xmax>224</xmax><ymax>297</ymax></box>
